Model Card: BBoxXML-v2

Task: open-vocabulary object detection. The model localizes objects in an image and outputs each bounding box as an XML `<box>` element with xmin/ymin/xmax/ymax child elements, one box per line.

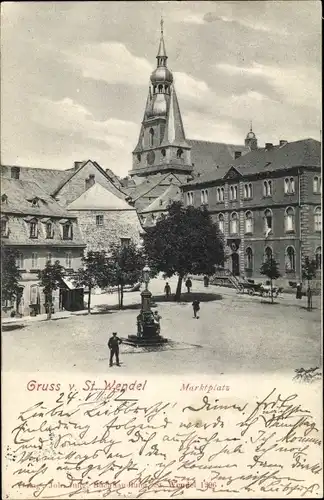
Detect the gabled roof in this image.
<box><xmin>223</xmin><ymin>166</ymin><xmax>242</xmax><ymax>180</ymax></box>
<box><xmin>1</xmin><ymin>165</ymin><xmax>72</xmax><ymax>195</ymax></box>
<box><xmin>66</xmin><ymin>182</ymin><xmax>135</xmax><ymax>211</ymax></box>
<box><xmin>1</xmin><ymin>178</ymin><xmax>72</xmax><ymax>217</ymax></box>
<box><xmin>187</xmin><ymin>140</ymin><xmax>249</xmax><ymax>175</ymax></box>
<box><xmin>129</xmin><ymin>172</ymin><xmax>183</xmax><ymax>202</ymax></box>
<box><xmin>141</xmin><ymin>184</ymin><xmax>182</xmax><ymax>213</ymax></box>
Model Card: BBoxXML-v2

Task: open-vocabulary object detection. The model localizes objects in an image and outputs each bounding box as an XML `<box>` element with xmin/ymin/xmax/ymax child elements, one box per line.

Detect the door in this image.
<box><xmin>231</xmin><ymin>252</ymin><xmax>240</xmax><ymax>276</ymax></box>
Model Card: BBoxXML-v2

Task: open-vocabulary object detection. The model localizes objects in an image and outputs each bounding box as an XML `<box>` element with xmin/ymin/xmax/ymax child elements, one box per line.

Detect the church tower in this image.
<box><xmin>130</xmin><ymin>20</ymin><xmax>192</xmax><ymax>179</ymax></box>
<box><xmin>245</xmin><ymin>122</ymin><xmax>258</xmax><ymax>150</ymax></box>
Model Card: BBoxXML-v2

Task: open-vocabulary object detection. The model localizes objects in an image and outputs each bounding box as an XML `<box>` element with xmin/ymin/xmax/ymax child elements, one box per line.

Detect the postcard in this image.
<box><xmin>1</xmin><ymin>1</ymin><xmax>322</xmax><ymax>498</ymax></box>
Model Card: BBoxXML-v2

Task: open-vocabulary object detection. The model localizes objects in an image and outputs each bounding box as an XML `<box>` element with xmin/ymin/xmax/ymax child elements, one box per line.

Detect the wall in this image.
<box><xmin>71</xmin><ymin>210</ymin><xmax>142</xmax><ymax>252</ymax></box>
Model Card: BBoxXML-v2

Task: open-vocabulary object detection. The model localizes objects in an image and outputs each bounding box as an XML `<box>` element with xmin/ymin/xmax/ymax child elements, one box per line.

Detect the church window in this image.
<box><xmin>229</xmin><ymin>185</ymin><xmax>238</xmax><ymax>201</ymax></box>
<box><xmin>264</xmin><ymin>209</ymin><xmax>273</xmax><ymax>234</ymax></box>
<box><xmin>187</xmin><ymin>191</ymin><xmax>194</xmax><ymax>206</ymax></box>
<box><xmin>284</xmin><ymin>177</ymin><xmax>295</xmax><ymax>194</ymax></box>
<box><xmin>218</xmin><ymin>213</ymin><xmax>224</xmax><ymax>233</ymax></box>
<box><xmin>285</xmin><ymin>246</ymin><xmax>296</xmax><ymax>273</ymax></box>
<box><xmin>245</xmin><ymin>248</ymin><xmax>253</xmax><ymax>271</ymax></box>
<box><xmin>314</xmin><ymin>206</ymin><xmax>321</xmax><ymax>232</ymax></box>
<box><xmin>158</xmin><ymin>84</ymin><xmax>163</xmax><ymax>93</ymax></box>
<box><xmin>161</xmin><ymin>149</ymin><xmax>166</xmax><ymax>157</ymax></box>
<box><xmin>149</xmin><ymin>128</ymin><xmax>154</xmax><ymax>147</ymax></box>
<box><xmin>201</xmin><ymin>189</ymin><xmax>208</xmax><ymax>205</ymax></box>
<box><xmin>177</xmin><ymin>148</ymin><xmax>183</xmax><ymax>159</ymax></box>
<box><xmin>244</xmin><ymin>183</ymin><xmax>252</xmax><ymax>199</ymax></box>
<box><xmin>137</xmin><ymin>154</ymin><xmax>141</xmax><ymax>162</ymax></box>
<box><xmin>245</xmin><ymin>211</ymin><xmax>253</xmax><ymax>234</ymax></box>
<box><xmin>264</xmin><ymin>246</ymin><xmax>272</xmax><ymax>263</ymax></box>
<box><xmin>230</xmin><ymin>212</ymin><xmax>238</xmax><ymax>234</ymax></box>
<box><xmin>263</xmin><ymin>180</ymin><xmax>273</xmax><ymax>197</ymax></box>
<box><xmin>284</xmin><ymin>207</ymin><xmax>295</xmax><ymax>232</ymax></box>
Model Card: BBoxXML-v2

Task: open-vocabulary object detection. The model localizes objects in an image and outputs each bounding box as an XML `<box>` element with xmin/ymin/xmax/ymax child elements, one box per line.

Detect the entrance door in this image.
<box><xmin>231</xmin><ymin>252</ymin><xmax>240</xmax><ymax>276</ymax></box>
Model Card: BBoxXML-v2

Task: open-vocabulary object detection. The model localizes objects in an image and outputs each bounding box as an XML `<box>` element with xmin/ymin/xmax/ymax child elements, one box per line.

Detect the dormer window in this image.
<box><xmin>28</xmin><ymin>196</ymin><xmax>40</xmax><ymax>208</ymax></box>
<box><xmin>60</xmin><ymin>220</ymin><xmax>73</xmax><ymax>240</ymax></box>
<box><xmin>1</xmin><ymin>194</ymin><xmax>8</xmax><ymax>204</ymax></box>
<box><xmin>30</xmin><ymin>220</ymin><xmax>38</xmax><ymax>238</ymax></box>
<box><xmin>1</xmin><ymin>216</ymin><xmax>9</xmax><ymax>237</ymax></box>
<box><xmin>11</xmin><ymin>167</ymin><xmax>20</xmax><ymax>179</ymax></box>
<box><xmin>46</xmin><ymin>222</ymin><xmax>54</xmax><ymax>239</ymax></box>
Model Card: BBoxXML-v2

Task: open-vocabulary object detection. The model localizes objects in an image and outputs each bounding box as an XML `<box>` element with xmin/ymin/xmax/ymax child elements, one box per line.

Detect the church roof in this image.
<box><xmin>186</xmin><ymin>138</ymin><xmax>321</xmax><ymax>186</ymax></box>
<box><xmin>140</xmin><ymin>184</ymin><xmax>182</xmax><ymax>213</ymax></box>
<box><xmin>161</xmin><ymin>86</ymin><xmax>189</xmax><ymax>148</ymax></box>
<box><xmin>66</xmin><ymin>182</ymin><xmax>134</xmax><ymax>211</ymax></box>
<box><xmin>188</xmin><ymin>140</ymin><xmax>249</xmax><ymax>175</ymax></box>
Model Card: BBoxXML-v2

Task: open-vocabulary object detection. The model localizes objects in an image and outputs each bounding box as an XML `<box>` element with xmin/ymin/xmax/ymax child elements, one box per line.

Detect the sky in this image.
<box><xmin>1</xmin><ymin>1</ymin><xmax>321</xmax><ymax>177</ymax></box>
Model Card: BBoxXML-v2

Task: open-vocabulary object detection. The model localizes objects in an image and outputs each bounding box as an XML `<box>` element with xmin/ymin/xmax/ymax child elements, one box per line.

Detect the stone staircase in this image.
<box><xmin>210</xmin><ymin>268</ymin><xmax>244</xmax><ymax>292</ymax></box>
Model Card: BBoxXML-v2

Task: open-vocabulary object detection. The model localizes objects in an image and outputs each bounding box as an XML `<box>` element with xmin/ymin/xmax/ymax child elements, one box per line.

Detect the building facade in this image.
<box><xmin>1</xmin><ymin>176</ymin><xmax>86</xmax><ymax>316</ymax></box>
<box><xmin>182</xmin><ymin>139</ymin><xmax>321</xmax><ymax>285</ymax></box>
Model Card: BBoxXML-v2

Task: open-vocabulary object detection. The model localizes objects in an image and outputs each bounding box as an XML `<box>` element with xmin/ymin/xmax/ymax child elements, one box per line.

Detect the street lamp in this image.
<box><xmin>143</xmin><ymin>265</ymin><xmax>151</xmax><ymax>291</ymax></box>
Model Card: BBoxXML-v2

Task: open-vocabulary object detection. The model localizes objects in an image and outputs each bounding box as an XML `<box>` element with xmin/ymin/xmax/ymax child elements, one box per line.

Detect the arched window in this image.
<box><xmin>284</xmin><ymin>177</ymin><xmax>295</xmax><ymax>194</ymax></box>
<box><xmin>177</xmin><ymin>148</ymin><xmax>183</xmax><ymax>159</ymax></box>
<box><xmin>264</xmin><ymin>209</ymin><xmax>273</xmax><ymax>234</ymax></box>
<box><xmin>313</xmin><ymin>176</ymin><xmax>321</xmax><ymax>193</ymax></box>
<box><xmin>137</xmin><ymin>153</ymin><xmax>141</xmax><ymax>162</ymax></box>
<box><xmin>216</xmin><ymin>188</ymin><xmax>221</xmax><ymax>202</ymax></box>
<box><xmin>285</xmin><ymin>207</ymin><xmax>295</xmax><ymax>232</ymax></box>
<box><xmin>149</xmin><ymin>128</ymin><xmax>154</xmax><ymax>147</ymax></box>
<box><xmin>245</xmin><ymin>211</ymin><xmax>253</xmax><ymax>234</ymax></box>
<box><xmin>290</xmin><ymin>177</ymin><xmax>295</xmax><ymax>193</ymax></box>
<box><xmin>158</xmin><ymin>84</ymin><xmax>163</xmax><ymax>93</ymax></box>
<box><xmin>230</xmin><ymin>212</ymin><xmax>238</xmax><ymax>234</ymax></box>
<box><xmin>244</xmin><ymin>183</ymin><xmax>252</xmax><ymax>199</ymax></box>
<box><xmin>201</xmin><ymin>189</ymin><xmax>208</xmax><ymax>205</ymax></box>
<box><xmin>245</xmin><ymin>247</ymin><xmax>253</xmax><ymax>270</ymax></box>
<box><xmin>161</xmin><ymin>148</ymin><xmax>166</xmax><ymax>157</ymax></box>
<box><xmin>284</xmin><ymin>178</ymin><xmax>289</xmax><ymax>194</ymax></box>
<box><xmin>264</xmin><ymin>246</ymin><xmax>272</xmax><ymax>262</ymax></box>
<box><xmin>229</xmin><ymin>185</ymin><xmax>238</xmax><ymax>201</ymax></box>
<box><xmin>220</xmin><ymin>187</ymin><xmax>224</xmax><ymax>202</ymax></box>
<box><xmin>314</xmin><ymin>206</ymin><xmax>321</xmax><ymax>232</ymax></box>
<box><xmin>285</xmin><ymin>246</ymin><xmax>296</xmax><ymax>272</ymax></box>
<box><xmin>315</xmin><ymin>246</ymin><xmax>321</xmax><ymax>270</ymax></box>
<box><xmin>218</xmin><ymin>213</ymin><xmax>224</xmax><ymax>233</ymax></box>
<box><xmin>187</xmin><ymin>191</ymin><xmax>194</xmax><ymax>206</ymax></box>
<box><xmin>263</xmin><ymin>180</ymin><xmax>272</xmax><ymax>197</ymax></box>
<box><xmin>244</xmin><ymin>184</ymin><xmax>248</xmax><ymax>199</ymax></box>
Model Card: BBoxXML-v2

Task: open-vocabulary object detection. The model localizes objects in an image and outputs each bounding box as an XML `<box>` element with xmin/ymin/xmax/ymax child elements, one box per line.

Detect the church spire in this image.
<box><xmin>157</xmin><ymin>17</ymin><xmax>167</xmax><ymax>66</ymax></box>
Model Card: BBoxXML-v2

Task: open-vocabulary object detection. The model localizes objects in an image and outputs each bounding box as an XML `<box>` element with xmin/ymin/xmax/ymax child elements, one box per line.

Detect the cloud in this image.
<box><xmin>184</xmin><ymin>110</ymin><xmax>243</xmax><ymax>144</ymax></box>
<box><xmin>203</xmin><ymin>11</ymin><xmax>286</xmax><ymax>34</ymax></box>
<box><xmin>173</xmin><ymin>72</ymin><xmax>210</xmax><ymax>100</ymax></box>
<box><xmin>216</xmin><ymin>62</ymin><xmax>321</xmax><ymax>107</ymax></box>
<box><xmin>63</xmin><ymin>42</ymin><xmax>153</xmax><ymax>86</ymax></box>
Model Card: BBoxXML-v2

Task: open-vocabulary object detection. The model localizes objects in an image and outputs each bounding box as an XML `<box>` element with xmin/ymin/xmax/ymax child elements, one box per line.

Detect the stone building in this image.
<box><xmin>1</xmin><ymin>177</ymin><xmax>86</xmax><ymax>316</ymax></box>
<box><xmin>182</xmin><ymin>138</ymin><xmax>322</xmax><ymax>285</ymax></box>
<box><xmin>67</xmin><ymin>182</ymin><xmax>142</xmax><ymax>252</ymax></box>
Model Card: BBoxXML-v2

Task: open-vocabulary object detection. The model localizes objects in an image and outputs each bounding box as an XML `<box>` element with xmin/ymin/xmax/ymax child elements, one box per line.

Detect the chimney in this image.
<box><xmin>265</xmin><ymin>143</ymin><xmax>273</xmax><ymax>150</ymax></box>
<box><xmin>279</xmin><ymin>140</ymin><xmax>288</xmax><ymax>147</ymax></box>
<box><xmin>74</xmin><ymin>161</ymin><xmax>85</xmax><ymax>170</ymax></box>
<box><xmin>234</xmin><ymin>151</ymin><xmax>242</xmax><ymax>159</ymax></box>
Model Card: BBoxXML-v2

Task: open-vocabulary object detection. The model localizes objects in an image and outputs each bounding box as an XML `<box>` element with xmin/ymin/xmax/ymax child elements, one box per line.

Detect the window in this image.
<box><xmin>244</xmin><ymin>183</ymin><xmax>252</xmax><ymax>199</ymax></box>
<box><xmin>16</xmin><ymin>252</ymin><xmax>24</xmax><ymax>269</ymax></box>
<box><xmin>45</xmin><ymin>222</ymin><xmax>53</xmax><ymax>239</ymax></box>
<box><xmin>201</xmin><ymin>189</ymin><xmax>208</xmax><ymax>205</ymax></box>
<box><xmin>96</xmin><ymin>215</ymin><xmax>104</xmax><ymax>226</ymax></box>
<box><xmin>313</xmin><ymin>176</ymin><xmax>321</xmax><ymax>194</ymax></box>
<box><xmin>1</xmin><ymin>217</ymin><xmax>9</xmax><ymax>237</ymax></box>
<box><xmin>65</xmin><ymin>252</ymin><xmax>72</xmax><ymax>268</ymax></box>
<box><xmin>284</xmin><ymin>207</ymin><xmax>295</xmax><ymax>232</ymax></box>
<box><xmin>284</xmin><ymin>177</ymin><xmax>295</xmax><ymax>194</ymax></box>
<box><xmin>31</xmin><ymin>197</ymin><xmax>39</xmax><ymax>208</ymax></box>
<box><xmin>314</xmin><ymin>206</ymin><xmax>321</xmax><ymax>232</ymax></box>
<box><xmin>30</xmin><ymin>220</ymin><xmax>38</xmax><ymax>238</ymax></box>
<box><xmin>245</xmin><ymin>247</ymin><xmax>253</xmax><ymax>270</ymax></box>
<box><xmin>30</xmin><ymin>285</ymin><xmax>39</xmax><ymax>305</ymax></box>
<box><xmin>121</xmin><ymin>238</ymin><xmax>131</xmax><ymax>248</ymax></box>
<box><xmin>263</xmin><ymin>180</ymin><xmax>272</xmax><ymax>197</ymax></box>
<box><xmin>62</xmin><ymin>222</ymin><xmax>73</xmax><ymax>240</ymax></box>
<box><xmin>137</xmin><ymin>153</ymin><xmax>141</xmax><ymax>162</ymax></box>
<box><xmin>149</xmin><ymin>128</ymin><xmax>154</xmax><ymax>147</ymax></box>
<box><xmin>315</xmin><ymin>247</ymin><xmax>321</xmax><ymax>270</ymax></box>
<box><xmin>216</xmin><ymin>187</ymin><xmax>224</xmax><ymax>202</ymax></box>
<box><xmin>47</xmin><ymin>253</ymin><xmax>52</xmax><ymax>264</ymax></box>
<box><xmin>264</xmin><ymin>246</ymin><xmax>273</xmax><ymax>262</ymax></box>
<box><xmin>1</xmin><ymin>194</ymin><xmax>8</xmax><ymax>203</ymax></box>
<box><xmin>31</xmin><ymin>252</ymin><xmax>38</xmax><ymax>269</ymax></box>
<box><xmin>11</xmin><ymin>167</ymin><xmax>20</xmax><ymax>179</ymax></box>
<box><xmin>218</xmin><ymin>213</ymin><xmax>224</xmax><ymax>233</ymax></box>
<box><xmin>187</xmin><ymin>191</ymin><xmax>194</xmax><ymax>205</ymax></box>
<box><xmin>161</xmin><ymin>149</ymin><xmax>166</xmax><ymax>157</ymax></box>
<box><xmin>245</xmin><ymin>211</ymin><xmax>253</xmax><ymax>234</ymax></box>
<box><xmin>229</xmin><ymin>185</ymin><xmax>238</xmax><ymax>201</ymax></box>
<box><xmin>177</xmin><ymin>148</ymin><xmax>183</xmax><ymax>159</ymax></box>
<box><xmin>230</xmin><ymin>212</ymin><xmax>238</xmax><ymax>234</ymax></box>
<box><xmin>285</xmin><ymin>246</ymin><xmax>296</xmax><ymax>272</ymax></box>
<box><xmin>264</xmin><ymin>209</ymin><xmax>273</xmax><ymax>234</ymax></box>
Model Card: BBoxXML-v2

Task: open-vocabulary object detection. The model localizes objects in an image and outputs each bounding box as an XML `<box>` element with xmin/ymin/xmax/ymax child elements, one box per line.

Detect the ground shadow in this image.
<box><xmin>153</xmin><ymin>292</ymin><xmax>223</xmax><ymax>304</ymax></box>
<box><xmin>2</xmin><ymin>323</ymin><xmax>25</xmax><ymax>331</ymax></box>
<box><xmin>92</xmin><ymin>303</ymin><xmax>141</xmax><ymax>313</ymax></box>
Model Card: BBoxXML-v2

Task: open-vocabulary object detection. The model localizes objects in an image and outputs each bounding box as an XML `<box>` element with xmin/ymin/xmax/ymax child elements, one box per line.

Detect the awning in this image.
<box><xmin>61</xmin><ymin>277</ymin><xmax>84</xmax><ymax>290</ymax></box>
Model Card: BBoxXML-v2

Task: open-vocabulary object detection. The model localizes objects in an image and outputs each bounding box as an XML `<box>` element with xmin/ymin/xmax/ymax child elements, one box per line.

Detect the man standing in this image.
<box><xmin>153</xmin><ymin>310</ymin><xmax>162</xmax><ymax>334</ymax></box>
<box><xmin>108</xmin><ymin>332</ymin><xmax>122</xmax><ymax>367</ymax></box>
<box><xmin>185</xmin><ymin>277</ymin><xmax>192</xmax><ymax>293</ymax></box>
<box><xmin>164</xmin><ymin>282</ymin><xmax>171</xmax><ymax>299</ymax></box>
<box><xmin>192</xmin><ymin>299</ymin><xmax>200</xmax><ymax>319</ymax></box>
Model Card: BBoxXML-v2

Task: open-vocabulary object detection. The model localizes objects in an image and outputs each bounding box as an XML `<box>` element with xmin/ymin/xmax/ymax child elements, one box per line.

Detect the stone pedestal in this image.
<box><xmin>141</xmin><ymin>288</ymin><xmax>152</xmax><ymax>311</ymax></box>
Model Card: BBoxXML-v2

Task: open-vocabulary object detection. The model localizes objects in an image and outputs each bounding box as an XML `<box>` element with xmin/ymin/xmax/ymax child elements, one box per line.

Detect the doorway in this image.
<box><xmin>231</xmin><ymin>252</ymin><xmax>240</xmax><ymax>276</ymax></box>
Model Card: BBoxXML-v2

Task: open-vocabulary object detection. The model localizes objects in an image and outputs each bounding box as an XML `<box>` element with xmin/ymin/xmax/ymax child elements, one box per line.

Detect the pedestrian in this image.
<box><xmin>153</xmin><ymin>310</ymin><xmax>162</xmax><ymax>334</ymax></box>
<box><xmin>306</xmin><ymin>286</ymin><xmax>313</xmax><ymax>311</ymax></box>
<box><xmin>164</xmin><ymin>282</ymin><xmax>171</xmax><ymax>299</ymax></box>
<box><xmin>185</xmin><ymin>277</ymin><xmax>192</xmax><ymax>293</ymax></box>
<box><xmin>108</xmin><ymin>332</ymin><xmax>122</xmax><ymax>367</ymax></box>
<box><xmin>296</xmin><ymin>282</ymin><xmax>302</xmax><ymax>300</ymax></box>
<box><xmin>192</xmin><ymin>299</ymin><xmax>200</xmax><ymax>319</ymax></box>
<box><xmin>203</xmin><ymin>275</ymin><xmax>209</xmax><ymax>287</ymax></box>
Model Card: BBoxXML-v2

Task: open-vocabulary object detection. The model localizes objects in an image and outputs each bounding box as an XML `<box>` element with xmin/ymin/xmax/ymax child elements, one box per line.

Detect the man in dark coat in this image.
<box><xmin>192</xmin><ymin>299</ymin><xmax>200</xmax><ymax>319</ymax></box>
<box><xmin>164</xmin><ymin>282</ymin><xmax>171</xmax><ymax>299</ymax></box>
<box><xmin>185</xmin><ymin>277</ymin><xmax>192</xmax><ymax>293</ymax></box>
<box><xmin>108</xmin><ymin>332</ymin><xmax>122</xmax><ymax>367</ymax></box>
<box><xmin>296</xmin><ymin>283</ymin><xmax>302</xmax><ymax>299</ymax></box>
